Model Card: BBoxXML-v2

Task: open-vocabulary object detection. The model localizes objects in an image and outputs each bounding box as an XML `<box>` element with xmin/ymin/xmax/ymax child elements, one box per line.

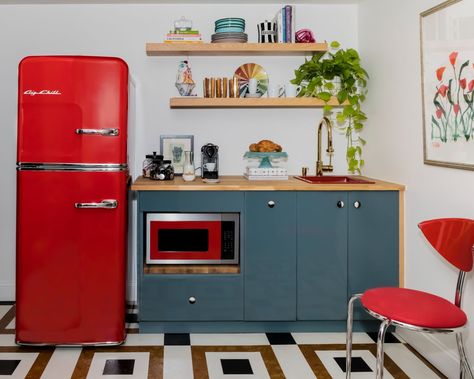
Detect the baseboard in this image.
<box><xmin>396</xmin><ymin>327</ymin><xmax>459</xmax><ymax>378</ymax></box>
<box><xmin>0</xmin><ymin>282</ymin><xmax>15</xmax><ymax>301</ymax></box>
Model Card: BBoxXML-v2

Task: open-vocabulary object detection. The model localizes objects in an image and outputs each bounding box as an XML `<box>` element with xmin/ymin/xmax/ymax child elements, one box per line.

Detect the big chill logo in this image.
<box><xmin>23</xmin><ymin>89</ymin><xmax>62</xmax><ymax>96</ymax></box>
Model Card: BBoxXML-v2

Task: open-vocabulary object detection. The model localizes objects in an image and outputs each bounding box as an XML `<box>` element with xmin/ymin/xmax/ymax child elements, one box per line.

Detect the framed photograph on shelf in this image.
<box><xmin>160</xmin><ymin>135</ymin><xmax>194</xmax><ymax>175</ymax></box>
<box><xmin>420</xmin><ymin>0</ymin><xmax>474</xmax><ymax>170</ymax></box>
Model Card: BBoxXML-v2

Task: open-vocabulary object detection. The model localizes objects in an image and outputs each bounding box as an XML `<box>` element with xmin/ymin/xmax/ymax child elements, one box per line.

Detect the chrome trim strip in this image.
<box><xmin>17</xmin><ymin>163</ymin><xmax>128</xmax><ymax>172</ymax></box>
<box><xmin>147</xmin><ymin>213</ymin><xmax>222</xmax><ymax>222</ymax></box>
<box><xmin>146</xmin><ymin>259</ymin><xmax>239</xmax><ymax>265</ymax></box>
<box><xmin>16</xmin><ymin>338</ymin><xmax>125</xmax><ymax>347</ymax></box>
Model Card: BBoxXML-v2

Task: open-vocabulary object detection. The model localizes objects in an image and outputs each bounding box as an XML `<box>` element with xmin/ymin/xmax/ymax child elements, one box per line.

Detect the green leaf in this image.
<box><xmin>359</xmin><ymin>137</ymin><xmax>367</xmax><ymax>145</ymax></box>
<box><xmin>354</xmin><ymin>122</ymin><xmax>364</xmax><ymax>130</ymax></box>
<box><xmin>330</xmin><ymin>41</ymin><xmax>340</xmax><ymax>49</ymax></box>
<box><xmin>317</xmin><ymin>92</ymin><xmax>332</xmax><ymax>102</ymax></box>
<box><xmin>337</xmin><ymin>90</ymin><xmax>348</xmax><ymax>104</ymax></box>
<box><xmin>323</xmin><ymin>105</ymin><xmax>333</xmax><ymax>113</ymax></box>
<box><xmin>347</xmin><ymin>147</ymin><xmax>356</xmax><ymax>159</ymax></box>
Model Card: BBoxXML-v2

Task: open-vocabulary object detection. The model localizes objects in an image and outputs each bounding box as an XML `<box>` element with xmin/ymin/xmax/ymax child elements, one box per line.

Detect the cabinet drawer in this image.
<box><xmin>140</xmin><ymin>275</ymin><xmax>243</xmax><ymax>321</ymax></box>
<box><xmin>138</xmin><ymin>191</ymin><xmax>244</xmax><ymax>212</ymax></box>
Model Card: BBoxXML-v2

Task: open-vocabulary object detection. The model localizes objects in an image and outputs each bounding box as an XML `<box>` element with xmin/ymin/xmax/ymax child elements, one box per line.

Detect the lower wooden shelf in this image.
<box><xmin>170</xmin><ymin>97</ymin><xmax>344</xmax><ymax>108</ymax></box>
<box><xmin>144</xmin><ymin>263</ymin><xmax>240</xmax><ymax>274</ymax></box>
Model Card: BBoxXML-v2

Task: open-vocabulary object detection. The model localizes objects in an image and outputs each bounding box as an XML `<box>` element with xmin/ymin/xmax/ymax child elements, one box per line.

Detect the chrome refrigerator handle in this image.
<box><xmin>75</xmin><ymin>128</ymin><xmax>119</xmax><ymax>136</ymax></box>
<box><xmin>75</xmin><ymin>199</ymin><xmax>118</xmax><ymax>209</ymax></box>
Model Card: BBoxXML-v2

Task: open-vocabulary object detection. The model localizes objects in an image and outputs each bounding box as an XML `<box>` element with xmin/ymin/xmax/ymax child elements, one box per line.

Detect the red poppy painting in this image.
<box><xmin>421</xmin><ymin>0</ymin><xmax>474</xmax><ymax>170</ymax></box>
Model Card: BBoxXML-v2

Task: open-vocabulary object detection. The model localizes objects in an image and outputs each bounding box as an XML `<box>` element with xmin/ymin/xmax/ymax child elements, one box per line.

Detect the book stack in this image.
<box><xmin>164</xmin><ymin>29</ymin><xmax>203</xmax><ymax>43</ymax></box>
<box><xmin>273</xmin><ymin>5</ymin><xmax>295</xmax><ymax>43</ymax></box>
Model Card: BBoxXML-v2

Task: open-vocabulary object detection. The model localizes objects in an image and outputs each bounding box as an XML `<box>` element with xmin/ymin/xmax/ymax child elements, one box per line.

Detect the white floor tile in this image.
<box><xmin>316</xmin><ymin>349</ymin><xmax>394</xmax><ymax>379</ymax></box>
<box><xmin>0</xmin><ymin>352</ymin><xmax>38</xmax><ymax>379</ymax></box>
<box><xmin>86</xmin><ymin>352</ymin><xmax>149</xmax><ymax>379</ymax></box>
<box><xmin>385</xmin><ymin>343</ymin><xmax>440</xmax><ymax>378</ymax></box>
<box><xmin>272</xmin><ymin>345</ymin><xmax>315</xmax><ymax>379</ymax></box>
<box><xmin>163</xmin><ymin>346</ymin><xmax>193</xmax><ymax>379</ymax></box>
<box><xmin>292</xmin><ymin>332</ymin><xmax>374</xmax><ymax>345</ymax></box>
<box><xmin>191</xmin><ymin>333</ymin><xmax>269</xmax><ymax>346</ymax></box>
<box><xmin>206</xmin><ymin>351</ymin><xmax>270</xmax><ymax>379</ymax></box>
<box><xmin>7</xmin><ymin>317</ymin><xmax>15</xmax><ymax>329</ymax></box>
<box><xmin>40</xmin><ymin>347</ymin><xmax>82</xmax><ymax>379</ymax></box>
<box><xmin>0</xmin><ymin>334</ymin><xmax>16</xmax><ymax>346</ymax></box>
<box><xmin>123</xmin><ymin>333</ymin><xmax>163</xmax><ymax>346</ymax></box>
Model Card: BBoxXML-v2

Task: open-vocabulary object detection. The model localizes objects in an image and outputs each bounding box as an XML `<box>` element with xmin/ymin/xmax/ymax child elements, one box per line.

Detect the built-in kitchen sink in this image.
<box><xmin>294</xmin><ymin>176</ymin><xmax>375</xmax><ymax>184</ymax></box>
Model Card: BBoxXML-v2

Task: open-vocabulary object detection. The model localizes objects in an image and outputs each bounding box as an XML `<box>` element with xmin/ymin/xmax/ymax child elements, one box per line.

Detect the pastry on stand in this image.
<box><xmin>244</xmin><ymin>140</ymin><xmax>288</xmax><ymax>180</ymax></box>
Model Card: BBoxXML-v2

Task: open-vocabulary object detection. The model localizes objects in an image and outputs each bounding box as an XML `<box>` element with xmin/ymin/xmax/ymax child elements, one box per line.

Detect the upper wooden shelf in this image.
<box><xmin>146</xmin><ymin>42</ymin><xmax>328</xmax><ymax>56</ymax></box>
<box><xmin>170</xmin><ymin>97</ymin><xmax>344</xmax><ymax>108</ymax></box>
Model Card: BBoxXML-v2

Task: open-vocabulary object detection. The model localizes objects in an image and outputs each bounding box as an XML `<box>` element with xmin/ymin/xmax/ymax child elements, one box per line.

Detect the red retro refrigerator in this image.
<box><xmin>16</xmin><ymin>56</ymin><xmax>129</xmax><ymax>345</ymax></box>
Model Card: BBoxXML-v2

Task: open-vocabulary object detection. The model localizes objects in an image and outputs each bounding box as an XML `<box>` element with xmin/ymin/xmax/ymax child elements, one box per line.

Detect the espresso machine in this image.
<box><xmin>201</xmin><ymin>143</ymin><xmax>219</xmax><ymax>180</ymax></box>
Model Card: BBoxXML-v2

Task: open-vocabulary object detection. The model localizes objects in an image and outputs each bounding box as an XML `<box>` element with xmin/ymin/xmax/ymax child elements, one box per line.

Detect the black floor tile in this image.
<box><xmin>103</xmin><ymin>359</ymin><xmax>135</xmax><ymax>375</ymax></box>
<box><xmin>221</xmin><ymin>359</ymin><xmax>253</xmax><ymax>375</ymax></box>
<box><xmin>266</xmin><ymin>332</ymin><xmax>296</xmax><ymax>345</ymax></box>
<box><xmin>125</xmin><ymin>313</ymin><xmax>138</xmax><ymax>323</ymax></box>
<box><xmin>164</xmin><ymin>333</ymin><xmax>190</xmax><ymax>346</ymax></box>
<box><xmin>367</xmin><ymin>332</ymin><xmax>401</xmax><ymax>343</ymax></box>
<box><xmin>0</xmin><ymin>360</ymin><xmax>21</xmax><ymax>375</ymax></box>
<box><xmin>334</xmin><ymin>357</ymin><xmax>372</xmax><ymax>373</ymax></box>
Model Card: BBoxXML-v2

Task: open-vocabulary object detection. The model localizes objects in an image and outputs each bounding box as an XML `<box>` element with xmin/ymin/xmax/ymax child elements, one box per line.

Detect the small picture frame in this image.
<box><xmin>160</xmin><ymin>135</ymin><xmax>194</xmax><ymax>175</ymax></box>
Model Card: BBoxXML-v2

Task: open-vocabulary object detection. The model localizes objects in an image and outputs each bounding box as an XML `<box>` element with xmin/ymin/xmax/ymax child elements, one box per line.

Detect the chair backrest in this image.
<box><xmin>418</xmin><ymin>218</ymin><xmax>474</xmax><ymax>272</ymax></box>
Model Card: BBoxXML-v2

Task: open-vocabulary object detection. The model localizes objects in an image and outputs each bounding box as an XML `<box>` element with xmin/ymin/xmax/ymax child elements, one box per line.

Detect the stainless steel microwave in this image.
<box><xmin>146</xmin><ymin>213</ymin><xmax>239</xmax><ymax>264</ymax></box>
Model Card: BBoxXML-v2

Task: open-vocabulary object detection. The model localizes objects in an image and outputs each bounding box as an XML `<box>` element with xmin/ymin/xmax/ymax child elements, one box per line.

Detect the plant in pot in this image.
<box><xmin>292</xmin><ymin>41</ymin><xmax>369</xmax><ymax>173</ymax></box>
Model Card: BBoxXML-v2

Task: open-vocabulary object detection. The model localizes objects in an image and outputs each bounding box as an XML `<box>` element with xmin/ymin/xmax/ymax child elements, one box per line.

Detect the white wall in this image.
<box><xmin>0</xmin><ymin>4</ymin><xmax>358</xmax><ymax>300</ymax></box>
<box><xmin>359</xmin><ymin>0</ymin><xmax>474</xmax><ymax>377</ymax></box>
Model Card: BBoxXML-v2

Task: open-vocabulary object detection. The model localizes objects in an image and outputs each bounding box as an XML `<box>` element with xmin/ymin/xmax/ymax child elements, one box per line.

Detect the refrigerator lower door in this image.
<box><xmin>16</xmin><ymin>169</ymin><xmax>128</xmax><ymax>345</ymax></box>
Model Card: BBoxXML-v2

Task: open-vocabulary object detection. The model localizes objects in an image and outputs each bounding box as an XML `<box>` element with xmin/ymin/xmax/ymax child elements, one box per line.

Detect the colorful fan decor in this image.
<box><xmin>234</xmin><ymin>63</ymin><xmax>269</xmax><ymax>97</ymax></box>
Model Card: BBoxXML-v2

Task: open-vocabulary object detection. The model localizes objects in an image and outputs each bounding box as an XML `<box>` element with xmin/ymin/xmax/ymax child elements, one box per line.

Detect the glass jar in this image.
<box><xmin>182</xmin><ymin>151</ymin><xmax>196</xmax><ymax>182</ymax></box>
<box><xmin>150</xmin><ymin>160</ymin><xmax>174</xmax><ymax>181</ymax></box>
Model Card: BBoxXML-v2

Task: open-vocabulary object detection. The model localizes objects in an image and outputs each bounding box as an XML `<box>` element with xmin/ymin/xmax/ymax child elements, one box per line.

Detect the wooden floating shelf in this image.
<box><xmin>146</xmin><ymin>42</ymin><xmax>327</xmax><ymax>56</ymax></box>
<box><xmin>170</xmin><ymin>97</ymin><xmax>345</xmax><ymax>108</ymax></box>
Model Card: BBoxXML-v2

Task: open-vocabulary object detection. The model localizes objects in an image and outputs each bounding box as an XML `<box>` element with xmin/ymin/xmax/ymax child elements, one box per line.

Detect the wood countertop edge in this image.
<box><xmin>131</xmin><ymin>176</ymin><xmax>405</xmax><ymax>191</ymax></box>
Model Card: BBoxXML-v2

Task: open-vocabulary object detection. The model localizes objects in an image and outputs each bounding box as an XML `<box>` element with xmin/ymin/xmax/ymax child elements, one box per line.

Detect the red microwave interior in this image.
<box><xmin>149</xmin><ymin>221</ymin><xmax>222</xmax><ymax>261</ymax></box>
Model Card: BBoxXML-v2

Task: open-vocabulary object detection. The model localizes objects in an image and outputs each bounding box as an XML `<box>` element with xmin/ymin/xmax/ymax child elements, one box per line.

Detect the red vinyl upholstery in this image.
<box><xmin>361</xmin><ymin>287</ymin><xmax>467</xmax><ymax>329</ymax></box>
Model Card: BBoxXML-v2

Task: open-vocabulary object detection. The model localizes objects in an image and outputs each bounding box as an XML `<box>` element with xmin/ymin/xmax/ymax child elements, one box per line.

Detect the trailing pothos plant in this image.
<box><xmin>292</xmin><ymin>41</ymin><xmax>369</xmax><ymax>173</ymax></box>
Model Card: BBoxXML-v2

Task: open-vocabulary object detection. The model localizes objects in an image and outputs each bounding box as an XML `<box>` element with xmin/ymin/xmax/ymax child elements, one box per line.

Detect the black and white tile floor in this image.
<box><xmin>0</xmin><ymin>302</ymin><xmax>445</xmax><ymax>378</ymax></box>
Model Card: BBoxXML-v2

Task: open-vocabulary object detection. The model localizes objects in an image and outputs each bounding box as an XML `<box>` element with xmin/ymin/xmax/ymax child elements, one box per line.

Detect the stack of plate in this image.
<box><xmin>211</xmin><ymin>17</ymin><xmax>248</xmax><ymax>43</ymax></box>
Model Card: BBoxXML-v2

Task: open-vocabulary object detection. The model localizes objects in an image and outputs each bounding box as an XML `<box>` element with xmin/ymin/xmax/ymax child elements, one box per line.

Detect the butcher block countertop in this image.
<box><xmin>131</xmin><ymin>175</ymin><xmax>405</xmax><ymax>191</ymax></box>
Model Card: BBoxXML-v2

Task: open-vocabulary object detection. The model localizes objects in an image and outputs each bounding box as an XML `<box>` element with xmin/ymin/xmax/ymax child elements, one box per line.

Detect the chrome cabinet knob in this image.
<box><xmin>188</xmin><ymin>296</ymin><xmax>196</xmax><ymax>304</ymax></box>
<box><xmin>337</xmin><ymin>201</ymin><xmax>345</xmax><ymax>208</ymax></box>
<box><xmin>267</xmin><ymin>201</ymin><xmax>275</xmax><ymax>208</ymax></box>
<box><xmin>354</xmin><ymin>201</ymin><xmax>361</xmax><ymax>209</ymax></box>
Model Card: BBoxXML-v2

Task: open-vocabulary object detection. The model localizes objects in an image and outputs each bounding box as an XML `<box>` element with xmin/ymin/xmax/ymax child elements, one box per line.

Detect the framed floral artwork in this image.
<box><xmin>160</xmin><ymin>135</ymin><xmax>194</xmax><ymax>175</ymax></box>
<box><xmin>420</xmin><ymin>0</ymin><xmax>474</xmax><ymax>170</ymax></box>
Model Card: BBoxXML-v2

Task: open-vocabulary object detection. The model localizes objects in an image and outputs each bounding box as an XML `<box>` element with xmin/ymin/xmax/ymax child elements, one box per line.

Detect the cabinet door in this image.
<box><xmin>297</xmin><ymin>192</ymin><xmax>348</xmax><ymax>320</ymax></box>
<box><xmin>244</xmin><ymin>192</ymin><xmax>297</xmax><ymax>320</ymax></box>
<box><xmin>348</xmin><ymin>191</ymin><xmax>399</xmax><ymax>319</ymax></box>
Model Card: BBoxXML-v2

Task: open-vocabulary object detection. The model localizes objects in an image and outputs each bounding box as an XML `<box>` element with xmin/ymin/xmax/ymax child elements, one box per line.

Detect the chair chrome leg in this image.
<box><xmin>376</xmin><ymin>319</ymin><xmax>391</xmax><ymax>379</ymax></box>
<box><xmin>346</xmin><ymin>294</ymin><xmax>361</xmax><ymax>379</ymax></box>
<box><xmin>456</xmin><ymin>333</ymin><xmax>474</xmax><ymax>379</ymax></box>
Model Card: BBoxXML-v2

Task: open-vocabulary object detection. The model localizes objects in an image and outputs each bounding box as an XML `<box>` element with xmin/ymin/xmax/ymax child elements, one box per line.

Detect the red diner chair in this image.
<box><xmin>345</xmin><ymin>218</ymin><xmax>474</xmax><ymax>379</ymax></box>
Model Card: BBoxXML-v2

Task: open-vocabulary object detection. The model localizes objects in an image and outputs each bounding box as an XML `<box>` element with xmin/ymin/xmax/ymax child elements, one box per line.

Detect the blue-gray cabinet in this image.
<box><xmin>297</xmin><ymin>192</ymin><xmax>348</xmax><ymax>320</ymax></box>
<box><xmin>136</xmin><ymin>189</ymin><xmax>400</xmax><ymax>330</ymax></box>
<box><xmin>244</xmin><ymin>192</ymin><xmax>297</xmax><ymax>320</ymax></box>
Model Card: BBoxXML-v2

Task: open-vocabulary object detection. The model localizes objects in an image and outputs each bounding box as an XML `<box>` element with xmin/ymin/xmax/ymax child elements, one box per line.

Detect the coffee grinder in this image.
<box><xmin>201</xmin><ymin>143</ymin><xmax>219</xmax><ymax>180</ymax></box>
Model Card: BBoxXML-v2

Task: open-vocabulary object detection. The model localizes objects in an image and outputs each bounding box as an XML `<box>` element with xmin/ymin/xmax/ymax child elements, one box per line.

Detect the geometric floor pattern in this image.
<box><xmin>0</xmin><ymin>302</ymin><xmax>446</xmax><ymax>378</ymax></box>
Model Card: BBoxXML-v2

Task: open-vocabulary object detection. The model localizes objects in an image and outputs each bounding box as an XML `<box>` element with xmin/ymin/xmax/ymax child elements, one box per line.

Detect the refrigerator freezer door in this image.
<box><xmin>17</xmin><ymin>56</ymin><xmax>128</xmax><ymax>165</ymax></box>
<box><xmin>16</xmin><ymin>170</ymin><xmax>128</xmax><ymax>345</ymax></box>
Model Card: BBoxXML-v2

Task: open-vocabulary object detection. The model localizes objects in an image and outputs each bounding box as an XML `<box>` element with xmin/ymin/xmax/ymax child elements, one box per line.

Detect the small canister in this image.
<box><xmin>142</xmin><ymin>152</ymin><xmax>163</xmax><ymax>178</ymax></box>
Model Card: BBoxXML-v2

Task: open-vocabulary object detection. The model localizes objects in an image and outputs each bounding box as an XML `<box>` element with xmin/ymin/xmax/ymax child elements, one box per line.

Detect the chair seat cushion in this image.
<box><xmin>361</xmin><ymin>287</ymin><xmax>467</xmax><ymax>329</ymax></box>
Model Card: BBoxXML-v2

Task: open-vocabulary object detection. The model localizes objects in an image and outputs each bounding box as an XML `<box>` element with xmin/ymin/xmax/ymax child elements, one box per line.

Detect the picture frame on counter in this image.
<box><xmin>420</xmin><ymin>0</ymin><xmax>474</xmax><ymax>171</ymax></box>
<box><xmin>160</xmin><ymin>134</ymin><xmax>194</xmax><ymax>175</ymax></box>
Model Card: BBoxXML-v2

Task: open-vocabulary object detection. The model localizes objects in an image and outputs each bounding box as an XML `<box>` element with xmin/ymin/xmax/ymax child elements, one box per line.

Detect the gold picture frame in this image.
<box><xmin>420</xmin><ymin>0</ymin><xmax>474</xmax><ymax>170</ymax></box>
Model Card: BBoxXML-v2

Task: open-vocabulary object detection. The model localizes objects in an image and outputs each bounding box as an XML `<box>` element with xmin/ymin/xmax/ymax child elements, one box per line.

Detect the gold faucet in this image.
<box><xmin>316</xmin><ymin>116</ymin><xmax>334</xmax><ymax>176</ymax></box>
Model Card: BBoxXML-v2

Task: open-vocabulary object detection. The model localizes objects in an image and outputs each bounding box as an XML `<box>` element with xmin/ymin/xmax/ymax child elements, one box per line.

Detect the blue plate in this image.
<box><xmin>215</xmin><ymin>27</ymin><xmax>245</xmax><ymax>33</ymax></box>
